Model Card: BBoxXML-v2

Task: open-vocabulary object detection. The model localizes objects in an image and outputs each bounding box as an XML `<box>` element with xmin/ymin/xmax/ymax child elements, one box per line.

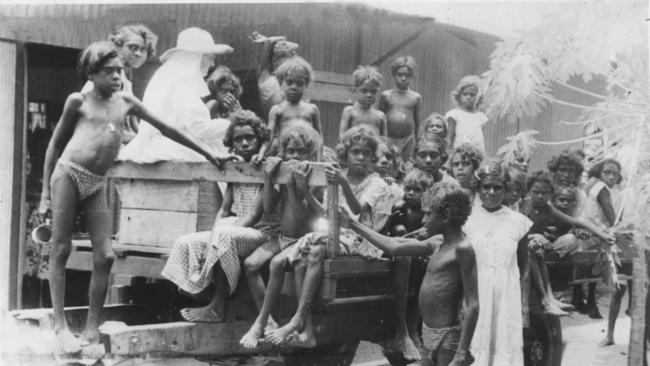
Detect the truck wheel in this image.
<box><xmin>524</xmin><ymin>312</ymin><xmax>563</xmax><ymax>366</ymax></box>
<box><xmin>283</xmin><ymin>340</ymin><xmax>360</xmax><ymax>366</ymax></box>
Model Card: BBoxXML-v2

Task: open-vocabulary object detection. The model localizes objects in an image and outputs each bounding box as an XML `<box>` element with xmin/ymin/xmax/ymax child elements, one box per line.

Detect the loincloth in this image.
<box><xmin>50</xmin><ymin>159</ymin><xmax>104</xmax><ymax>201</ymax></box>
<box><xmin>421</xmin><ymin>322</ymin><xmax>473</xmax><ymax>365</ymax></box>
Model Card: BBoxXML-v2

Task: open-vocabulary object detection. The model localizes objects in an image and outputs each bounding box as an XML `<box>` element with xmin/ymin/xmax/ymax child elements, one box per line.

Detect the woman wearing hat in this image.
<box><xmin>119</xmin><ymin>27</ymin><xmax>234</xmax><ymax>162</ymax></box>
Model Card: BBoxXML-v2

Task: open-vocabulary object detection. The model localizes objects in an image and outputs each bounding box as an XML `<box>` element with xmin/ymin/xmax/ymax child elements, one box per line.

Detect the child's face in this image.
<box><xmin>284</xmin><ymin>138</ymin><xmax>311</xmax><ymax>161</ymax></box>
<box><xmin>118</xmin><ymin>31</ymin><xmax>147</xmax><ymax>69</ymax></box>
<box><xmin>425</xmin><ymin>119</ymin><xmax>446</xmax><ymax>137</ymax></box>
<box><xmin>478</xmin><ymin>176</ymin><xmax>506</xmax><ymax>210</ymax></box>
<box><xmin>450</xmin><ymin>154</ymin><xmax>475</xmax><ymax>188</ymax></box>
<box><xmin>459</xmin><ymin>85</ymin><xmax>478</xmax><ymax>110</ymax></box>
<box><xmin>529</xmin><ymin>181</ymin><xmax>552</xmax><ymax>208</ymax></box>
<box><xmin>553</xmin><ymin>189</ymin><xmax>576</xmax><ymax>214</ymax></box>
<box><xmin>422</xmin><ymin>205</ymin><xmax>444</xmax><ymax>237</ymax></box>
<box><xmin>231</xmin><ymin>125</ymin><xmax>260</xmax><ymax>162</ymax></box>
<box><xmin>347</xmin><ymin>140</ymin><xmax>374</xmax><ymax>174</ymax></box>
<box><xmin>375</xmin><ymin>143</ymin><xmax>395</xmax><ymax>177</ymax></box>
<box><xmin>513</xmin><ymin>155</ymin><xmax>530</xmax><ymax>173</ymax></box>
<box><xmin>89</xmin><ymin>57</ymin><xmax>124</xmax><ymax>94</ymax></box>
<box><xmin>281</xmin><ymin>76</ymin><xmax>307</xmax><ymax>103</ymax></box>
<box><xmin>504</xmin><ymin>181</ymin><xmax>523</xmax><ymax>206</ymax></box>
<box><xmin>601</xmin><ymin>162</ymin><xmax>620</xmax><ymax>188</ymax></box>
<box><xmin>414</xmin><ymin>140</ymin><xmax>444</xmax><ymax>176</ymax></box>
<box><xmin>355</xmin><ymin>80</ymin><xmax>379</xmax><ymax>108</ymax></box>
<box><xmin>393</xmin><ymin>66</ymin><xmax>412</xmax><ymax>90</ymax></box>
<box><xmin>403</xmin><ymin>183</ymin><xmax>424</xmax><ymax>207</ymax></box>
<box><xmin>554</xmin><ymin>163</ymin><xmax>579</xmax><ymax>186</ymax></box>
<box><xmin>215</xmin><ymin>81</ymin><xmax>237</xmax><ymax>105</ymax></box>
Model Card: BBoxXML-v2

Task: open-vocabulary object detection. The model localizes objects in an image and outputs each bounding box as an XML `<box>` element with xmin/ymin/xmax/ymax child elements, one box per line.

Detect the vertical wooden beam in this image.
<box><xmin>326</xmin><ymin>181</ymin><xmax>339</xmax><ymax>258</ymax></box>
<box><xmin>13</xmin><ymin>42</ymin><xmax>27</xmax><ymax>310</ymax></box>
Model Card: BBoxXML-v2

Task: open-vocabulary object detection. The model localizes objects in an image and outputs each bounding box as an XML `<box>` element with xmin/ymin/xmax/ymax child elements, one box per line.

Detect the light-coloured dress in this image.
<box><xmin>161</xmin><ymin>183</ymin><xmax>280</xmax><ymax>295</ymax></box>
<box><xmin>464</xmin><ymin>204</ymin><xmax>532</xmax><ymax>366</ymax></box>
<box><xmin>445</xmin><ymin>108</ymin><xmax>488</xmax><ymax>153</ymax></box>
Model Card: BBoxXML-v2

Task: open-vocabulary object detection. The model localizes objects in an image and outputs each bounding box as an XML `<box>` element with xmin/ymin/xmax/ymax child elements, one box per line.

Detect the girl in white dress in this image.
<box><xmin>445</xmin><ymin>75</ymin><xmax>488</xmax><ymax>154</ymax></box>
<box><xmin>464</xmin><ymin>160</ymin><xmax>532</xmax><ymax>366</ymax></box>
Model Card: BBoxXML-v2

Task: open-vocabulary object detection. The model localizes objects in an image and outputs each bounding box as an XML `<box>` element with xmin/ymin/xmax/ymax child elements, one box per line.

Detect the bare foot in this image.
<box><xmin>265</xmin><ymin>318</ymin><xmax>279</xmax><ymax>334</ymax></box>
<box><xmin>599</xmin><ymin>336</ymin><xmax>614</xmax><ymax>346</ymax></box>
<box><xmin>285</xmin><ymin>331</ymin><xmax>316</xmax><ymax>348</ymax></box>
<box><xmin>266</xmin><ymin>320</ymin><xmax>300</xmax><ymax>345</ymax></box>
<box><xmin>543</xmin><ymin>303</ymin><xmax>569</xmax><ymax>317</ymax></box>
<box><xmin>80</xmin><ymin>328</ymin><xmax>101</xmax><ymax>345</ymax></box>
<box><xmin>180</xmin><ymin>305</ymin><xmax>224</xmax><ymax>323</ymax></box>
<box><xmin>240</xmin><ymin>323</ymin><xmax>265</xmax><ymax>349</ymax></box>
<box><xmin>587</xmin><ymin>306</ymin><xmax>603</xmax><ymax>319</ymax></box>
<box><xmin>385</xmin><ymin>336</ymin><xmax>421</xmax><ymax>362</ymax></box>
<box><xmin>80</xmin><ymin>343</ymin><xmax>106</xmax><ymax>359</ymax></box>
<box><xmin>552</xmin><ymin>298</ymin><xmax>575</xmax><ymax>311</ymax></box>
<box><xmin>55</xmin><ymin>328</ymin><xmax>87</xmax><ymax>354</ymax></box>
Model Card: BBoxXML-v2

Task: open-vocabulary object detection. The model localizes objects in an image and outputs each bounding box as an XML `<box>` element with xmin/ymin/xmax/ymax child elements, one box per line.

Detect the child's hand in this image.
<box><xmin>222</xmin><ymin>94</ymin><xmax>241</xmax><ymax>112</ymax></box>
<box><xmin>528</xmin><ymin>233</ymin><xmax>551</xmax><ymax>251</ymax></box>
<box><xmin>208</xmin><ymin>152</ymin><xmax>241</xmax><ymax>172</ymax></box>
<box><xmin>38</xmin><ymin>194</ymin><xmax>51</xmax><ymax>220</ymax></box>
<box><xmin>382</xmin><ymin>176</ymin><xmax>396</xmax><ymax>185</ymax></box>
<box><xmin>600</xmin><ymin>231</ymin><xmax>616</xmax><ymax>246</ymax></box>
<box><xmin>338</xmin><ymin>205</ymin><xmax>357</xmax><ymax>227</ymax></box>
<box><xmin>324</xmin><ymin>164</ymin><xmax>346</xmax><ymax>186</ymax></box>
<box><xmin>264</xmin><ymin>156</ymin><xmax>283</xmax><ymax>177</ymax></box>
<box><xmin>293</xmin><ymin>162</ymin><xmax>312</xmax><ymax>191</ymax></box>
<box><xmin>251</xmin><ymin>153</ymin><xmax>265</xmax><ymax>166</ymax></box>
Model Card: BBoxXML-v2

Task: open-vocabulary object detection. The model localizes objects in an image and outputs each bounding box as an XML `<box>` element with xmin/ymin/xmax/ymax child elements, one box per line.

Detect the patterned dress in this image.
<box><xmin>464</xmin><ymin>205</ymin><xmax>532</xmax><ymax>366</ymax></box>
<box><xmin>161</xmin><ymin>183</ymin><xmax>279</xmax><ymax>295</ymax></box>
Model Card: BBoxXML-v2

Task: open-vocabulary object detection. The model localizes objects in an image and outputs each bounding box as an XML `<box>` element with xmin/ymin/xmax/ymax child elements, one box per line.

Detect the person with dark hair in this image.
<box><xmin>339</xmin><ymin>66</ymin><xmax>388</xmax><ymax>138</ymax></box>
<box><xmin>205</xmin><ymin>66</ymin><xmax>243</xmax><ymax>119</ymax></box>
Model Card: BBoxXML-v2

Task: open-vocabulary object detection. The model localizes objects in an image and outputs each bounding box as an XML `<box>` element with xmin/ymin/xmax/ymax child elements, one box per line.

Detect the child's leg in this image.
<box><xmin>180</xmin><ymin>264</ymin><xmax>228</xmax><ymax>322</ymax></box>
<box><xmin>389</xmin><ymin>256</ymin><xmax>420</xmax><ymax>361</ymax></box>
<box><xmin>80</xmin><ymin>189</ymin><xmax>115</xmax><ymax>344</ymax></box>
<box><xmin>537</xmin><ymin>252</ymin><xmax>573</xmax><ymax>310</ymax></box>
<box><xmin>49</xmin><ymin>173</ymin><xmax>86</xmax><ymax>352</ymax></box>
<box><xmin>601</xmin><ymin>284</ymin><xmax>627</xmax><ymax>346</ymax></box>
<box><xmin>587</xmin><ymin>282</ymin><xmax>603</xmax><ymax>319</ymax></box>
<box><xmin>529</xmin><ymin>250</ymin><xmax>567</xmax><ymax>316</ymax></box>
<box><xmin>267</xmin><ymin>244</ymin><xmax>326</xmax><ymax>346</ymax></box>
<box><xmin>243</xmin><ymin>239</ymin><xmax>281</xmax><ymax>311</ymax></box>
<box><xmin>240</xmin><ymin>247</ymin><xmax>291</xmax><ymax>348</ymax></box>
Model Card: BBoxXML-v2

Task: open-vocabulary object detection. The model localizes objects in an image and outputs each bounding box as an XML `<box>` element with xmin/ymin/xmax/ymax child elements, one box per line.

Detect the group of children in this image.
<box><xmin>37</xmin><ymin>23</ymin><xmax>628</xmax><ymax>365</ymax></box>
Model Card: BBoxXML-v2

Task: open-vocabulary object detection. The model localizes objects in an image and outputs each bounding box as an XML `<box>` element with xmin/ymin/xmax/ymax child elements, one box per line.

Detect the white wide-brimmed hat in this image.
<box><xmin>159</xmin><ymin>27</ymin><xmax>233</xmax><ymax>62</ymax></box>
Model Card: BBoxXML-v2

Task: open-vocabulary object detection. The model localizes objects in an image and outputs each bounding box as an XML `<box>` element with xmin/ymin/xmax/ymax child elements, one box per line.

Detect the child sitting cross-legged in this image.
<box><xmin>239</xmin><ymin>121</ymin><xmax>322</xmax><ymax>348</ymax></box>
<box><xmin>341</xmin><ymin>182</ymin><xmax>479</xmax><ymax>366</ymax></box>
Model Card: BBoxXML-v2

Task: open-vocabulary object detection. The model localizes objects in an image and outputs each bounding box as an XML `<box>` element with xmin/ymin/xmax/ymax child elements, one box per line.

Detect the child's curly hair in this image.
<box><xmin>403</xmin><ymin>169</ymin><xmax>434</xmax><ymax>191</ymax></box>
<box><xmin>222</xmin><ymin>109</ymin><xmax>269</xmax><ymax>151</ymax></box>
<box><xmin>77</xmin><ymin>41</ymin><xmax>120</xmax><ymax>79</ymax></box>
<box><xmin>451</xmin><ymin>75</ymin><xmax>483</xmax><ymax>108</ymax></box>
<box><xmin>336</xmin><ymin>126</ymin><xmax>379</xmax><ymax>166</ymax></box>
<box><xmin>109</xmin><ymin>24</ymin><xmax>158</xmax><ymax>59</ymax></box>
<box><xmin>547</xmin><ymin>149</ymin><xmax>584</xmax><ymax>182</ymax></box>
<box><xmin>353</xmin><ymin>65</ymin><xmax>383</xmax><ymax>89</ymax></box>
<box><xmin>423</xmin><ymin>182</ymin><xmax>472</xmax><ymax>228</ymax></box>
<box><xmin>475</xmin><ymin>159</ymin><xmax>510</xmax><ymax>186</ymax></box>
<box><xmin>421</xmin><ymin>113</ymin><xmax>448</xmax><ymax>139</ymax></box>
<box><xmin>414</xmin><ymin>135</ymin><xmax>448</xmax><ymax>163</ymax></box>
<box><xmin>553</xmin><ymin>185</ymin><xmax>578</xmax><ymax>202</ymax></box>
<box><xmin>206</xmin><ymin>66</ymin><xmax>243</xmax><ymax>99</ymax></box>
<box><xmin>451</xmin><ymin>143</ymin><xmax>484</xmax><ymax>170</ymax></box>
<box><xmin>377</xmin><ymin>136</ymin><xmax>402</xmax><ymax>173</ymax></box>
<box><xmin>275</xmin><ymin>56</ymin><xmax>313</xmax><ymax>85</ymax></box>
<box><xmin>526</xmin><ymin>171</ymin><xmax>554</xmax><ymax>193</ymax></box>
<box><xmin>390</xmin><ymin>55</ymin><xmax>416</xmax><ymax>76</ymax></box>
<box><xmin>278</xmin><ymin>119</ymin><xmax>322</xmax><ymax>161</ymax></box>
<box><xmin>587</xmin><ymin>158</ymin><xmax>622</xmax><ymax>184</ymax></box>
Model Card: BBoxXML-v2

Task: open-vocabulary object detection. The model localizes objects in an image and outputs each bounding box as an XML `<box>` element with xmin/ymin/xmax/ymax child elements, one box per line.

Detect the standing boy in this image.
<box><xmin>379</xmin><ymin>56</ymin><xmax>422</xmax><ymax>162</ymax></box>
<box><xmin>342</xmin><ymin>182</ymin><xmax>479</xmax><ymax>366</ymax></box>
<box><xmin>339</xmin><ymin>66</ymin><xmax>387</xmax><ymax>138</ymax></box>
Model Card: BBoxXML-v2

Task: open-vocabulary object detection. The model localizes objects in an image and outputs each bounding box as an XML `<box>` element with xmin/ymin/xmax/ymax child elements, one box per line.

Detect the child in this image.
<box><xmin>386</xmin><ymin>169</ymin><xmax>432</xmax><ymax>237</ymax></box>
<box><xmin>204</xmin><ymin>66</ymin><xmax>242</xmax><ymax>119</ymax></box>
<box><xmin>448</xmin><ymin>143</ymin><xmax>483</xmax><ymax>201</ymax></box>
<box><xmin>504</xmin><ymin>169</ymin><xmax>526</xmax><ymax>212</ymax></box>
<box><xmin>249</xmin><ymin>31</ymin><xmax>299</xmax><ymax>123</ymax></box>
<box><xmin>240</xmin><ymin>121</ymin><xmax>322</xmax><ymax>348</ymax></box>
<box><xmin>375</xmin><ymin>137</ymin><xmax>405</xmax><ymax>222</ymax></box>
<box><xmin>161</xmin><ymin>110</ymin><xmax>277</xmax><ymax>323</ymax></box>
<box><xmin>445</xmin><ymin>75</ymin><xmax>488</xmax><ymax>153</ymax></box>
<box><xmin>413</xmin><ymin>136</ymin><xmax>459</xmax><ymax>187</ymax></box>
<box><xmin>262</xmin><ymin>126</ymin><xmax>394</xmax><ymax>348</ymax></box>
<box><xmin>379</xmin><ymin>56</ymin><xmax>422</xmax><ymax>162</ymax></box>
<box><xmin>339</xmin><ymin>66</ymin><xmax>388</xmax><ymax>138</ymax></box>
<box><xmin>342</xmin><ymin>182</ymin><xmax>479</xmax><ymax>366</ymax></box>
<box><xmin>253</xmin><ymin>56</ymin><xmax>321</xmax><ymax>163</ymax></box>
<box><xmin>38</xmin><ymin>42</ymin><xmax>235</xmax><ymax>353</ymax></box>
<box><xmin>523</xmin><ymin>171</ymin><xmax>614</xmax><ymax>316</ymax></box>
<box><xmin>421</xmin><ymin>113</ymin><xmax>448</xmax><ymax>142</ymax></box>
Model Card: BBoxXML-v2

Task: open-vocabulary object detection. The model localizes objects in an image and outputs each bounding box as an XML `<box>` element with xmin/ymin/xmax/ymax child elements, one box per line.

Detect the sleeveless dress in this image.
<box><xmin>464</xmin><ymin>205</ymin><xmax>532</xmax><ymax>366</ymax></box>
<box><xmin>445</xmin><ymin>108</ymin><xmax>488</xmax><ymax>153</ymax></box>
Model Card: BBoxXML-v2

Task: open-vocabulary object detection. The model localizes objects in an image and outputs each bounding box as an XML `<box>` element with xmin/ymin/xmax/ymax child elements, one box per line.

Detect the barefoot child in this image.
<box><xmin>343</xmin><ymin>182</ymin><xmax>479</xmax><ymax>366</ymax></box>
<box><xmin>379</xmin><ymin>56</ymin><xmax>421</xmax><ymax>161</ymax></box>
<box><xmin>39</xmin><ymin>42</ymin><xmax>235</xmax><ymax>353</ymax></box>
<box><xmin>254</xmin><ymin>57</ymin><xmax>321</xmax><ymax>163</ymax></box>
<box><xmin>204</xmin><ymin>66</ymin><xmax>242</xmax><ymax>119</ymax></box>
<box><xmin>445</xmin><ymin>75</ymin><xmax>488</xmax><ymax>153</ymax></box>
<box><xmin>339</xmin><ymin>66</ymin><xmax>388</xmax><ymax>138</ymax></box>
<box><xmin>240</xmin><ymin>122</ymin><xmax>322</xmax><ymax>348</ymax></box>
<box><xmin>161</xmin><ymin>110</ymin><xmax>279</xmax><ymax>323</ymax></box>
<box><xmin>523</xmin><ymin>171</ymin><xmax>614</xmax><ymax>316</ymax></box>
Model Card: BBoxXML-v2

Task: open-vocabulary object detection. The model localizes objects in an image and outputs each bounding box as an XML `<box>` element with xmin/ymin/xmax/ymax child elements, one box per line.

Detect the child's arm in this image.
<box><xmin>548</xmin><ymin>203</ymin><xmax>614</xmax><ymax>242</ymax></box>
<box><xmin>517</xmin><ymin>234</ymin><xmax>529</xmax><ymax>279</ymax></box>
<box><xmin>451</xmin><ymin>241</ymin><xmax>479</xmax><ymax>365</ymax></box>
<box><xmin>125</xmin><ymin>95</ymin><xmax>237</xmax><ymax>168</ymax></box>
<box><xmin>263</xmin><ymin>157</ymin><xmax>283</xmax><ymax>213</ymax></box>
<box><xmin>211</xmin><ymin>184</ymin><xmax>234</xmax><ymax>234</ymax></box>
<box><xmin>253</xmin><ymin>105</ymin><xmax>280</xmax><ymax>164</ymax></box>
<box><xmin>378</xmin><ymin>91</ymin><xmax>388</xmax><ymax>114</ymax></box>
<box><xmin>236</xmin><ymin>186</ymin><xmax>265</xmax><ymax>227</ymax></box>
<box><xmin>596</xmin><ymin>186</ymin><xmax>617</xmax><ymax>226</ymax></box>
<box><xmin>339</xmin><ymin>106</ymin><xmax>352</xmax><ymax>139</ymax></box>
<box><xmin>293</xmin><ymin>165</ymin><xmax>326</xmax><ymax>216</ymax></box>
<box><xmin>287</xmin><ymin>162</ymin><xmax>319</xmax><ymax>216</ymax></box>
<box><xmin>447</xmin><ymin>116</ymin><xmax>457</xmax><ymax>149</ymax></box>
<box><xmin>324</xmin><ymin>164</ymin><xmax>362</xmax><ymax>215</ymax></box>
<box><xmin>39</xmin><ymin>93</ymin><xmax>83</xmax><ymax>214</ymax></box>
<box><xmin>311</xmin><ymin>105</ymin><xmax>323</xmax><ymax>161</ymax></box>
<box><xmin>413</xmin><ymin>94</ymin><xmax>421</xmax><ymax>138</ymax></box>
<box><xmin>379</xmin><ymin>111</ymin><xmax>388</xmax><ymax>136</ymax></box>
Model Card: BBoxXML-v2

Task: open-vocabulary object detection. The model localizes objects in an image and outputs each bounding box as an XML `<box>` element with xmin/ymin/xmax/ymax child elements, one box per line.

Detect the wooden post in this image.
<box><xmin>327</xmin><ymin>181</ymin><xmax>339</xmax><ymax>258</ymax></box>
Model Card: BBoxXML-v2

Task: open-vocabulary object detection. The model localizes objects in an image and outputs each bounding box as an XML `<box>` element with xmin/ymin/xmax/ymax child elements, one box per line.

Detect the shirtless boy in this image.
<box><xmin>339</xmin><ymin>65</ymin><xmax>387</xmax><ymax>138</ymax></box>
<box><xmin>254</xmin><ymin>57</ymin><xmax>322</xmax><ymax>163</ymax></box>
<box><xmin>39</xmin><ymin>42</ymin><xmax>234</xmax><ymax>353</ymax></box>
<box><xmin>342</xmin><ymin>182</ymin><xmax>479</xmax><ymax>366</ymax></box>
<box><xmin>379</xmin><ymin>56</ymin><xmax>421</xmax><ymax>161</ymax></box>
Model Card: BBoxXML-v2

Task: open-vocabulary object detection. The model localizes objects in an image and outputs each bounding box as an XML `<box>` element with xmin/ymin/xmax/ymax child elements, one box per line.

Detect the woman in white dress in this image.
<box><xmin>464</xmin><ymin>160</ymin><xmax>532</xmax><ymax>366</ymax></box>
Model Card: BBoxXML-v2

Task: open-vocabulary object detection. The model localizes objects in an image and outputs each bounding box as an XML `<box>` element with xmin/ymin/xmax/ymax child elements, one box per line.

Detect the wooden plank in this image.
<box><xmin>323</xmin><ymin>257</ymin><xmax>392</xmax><ymax>277</ymax></box>
<box><xmin>118</xmin><ymin>209</ymin><xmax>197</xmax><ymax>248</ymax></box>
<box><xmin>327</xmin><ymin>182</ymin><xmax>339</xmax><ymax>257</ymax></box>
<box><xmin>72</xmin><ymin>239</ymin><xmax>171</xmax><ymax>256</ymax></box>
<box><xmin>313</xmin><ymin>70</ymin><xmax>353</xmax><ymax>86</ymax></box>
<box><xmin>116</xmin><ymin>179</ymin><xmax>199</xmax><ymax>212</ymax></box>
<box><xmin>196</xmin><ymin>181</ymin><xmax>220</xmax><ymax>231</ymax></box>
<box><xmin>67</xmin><ymin>250</ymin><xmax>167</xmax><ymax>278</ymax></box>
<box><xmin>305</xmin><ymin>82</ymin><xmax>352</xmax><ymax>104</ymax></box>
<box><xmin>107</xmin><ymin>161</ymin><xmax>328</xmax><ymax>186</ymax></box>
